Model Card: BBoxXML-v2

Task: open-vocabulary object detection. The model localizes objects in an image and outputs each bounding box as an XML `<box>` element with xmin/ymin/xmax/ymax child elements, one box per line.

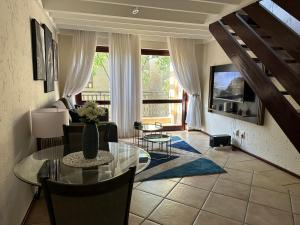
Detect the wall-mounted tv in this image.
<box><xmin>211</xmin><ymin>64</ymin><xmax>255</xmax><ymax>102</ymax></box>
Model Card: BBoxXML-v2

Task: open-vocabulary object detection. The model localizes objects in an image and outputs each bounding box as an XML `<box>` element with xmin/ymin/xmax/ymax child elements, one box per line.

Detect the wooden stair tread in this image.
<box><xmin>252</xmin><ymin>58</ymin><xmax>297</xmax><ymax>64</ymax></box>
<box><xmin>241</xmin><ymin>44</ymin><xmax>283</xmax><ymax>51</ymax></box>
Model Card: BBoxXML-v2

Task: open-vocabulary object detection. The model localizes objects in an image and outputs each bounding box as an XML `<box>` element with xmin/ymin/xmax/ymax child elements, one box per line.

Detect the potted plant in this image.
<box><xmin>77</xmin><ymin>101</ymin><xmax>106</xmax><ymax>159</ymax></box>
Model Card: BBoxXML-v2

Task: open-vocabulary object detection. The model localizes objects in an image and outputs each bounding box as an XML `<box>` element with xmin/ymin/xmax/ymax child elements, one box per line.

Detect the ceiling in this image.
<box><xmin>41</xmin><ymin>0</ymin><xmax>257</xmax><ymax>42</ymax></box>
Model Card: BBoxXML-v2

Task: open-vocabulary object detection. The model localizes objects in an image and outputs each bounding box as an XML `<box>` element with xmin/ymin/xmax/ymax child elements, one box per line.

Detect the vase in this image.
<box><xmin>82</xmin><ymin>123</ymin><xmax>99</xmax><ymax>159</ymax></box>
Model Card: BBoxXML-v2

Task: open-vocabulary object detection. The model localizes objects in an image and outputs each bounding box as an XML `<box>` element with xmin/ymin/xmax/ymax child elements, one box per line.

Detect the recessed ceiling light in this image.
<box><xmin>132</xmin><ymin>7</ymin><xmax>140</xmax><ymax>15</ymax></box>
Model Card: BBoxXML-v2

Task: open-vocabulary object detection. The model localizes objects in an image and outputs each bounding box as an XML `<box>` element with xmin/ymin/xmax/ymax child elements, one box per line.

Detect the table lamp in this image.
<box><xmin>31</xmin><ymin>108</ymin><xmax>70</xmax><ymax>150</ymax></box>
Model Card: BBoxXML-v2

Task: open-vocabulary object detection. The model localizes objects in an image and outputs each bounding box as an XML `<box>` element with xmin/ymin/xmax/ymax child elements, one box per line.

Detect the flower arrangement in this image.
<box><xmin>77</xmin><ymin>101</ymin><xmax>106</xmax><ymax>124</ymax></box>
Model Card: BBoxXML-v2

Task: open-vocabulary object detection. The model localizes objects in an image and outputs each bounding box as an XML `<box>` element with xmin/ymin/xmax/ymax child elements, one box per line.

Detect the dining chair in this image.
<box><xmin>63</xmin><ymin>123</ymin><xmax>118</xmax><ymax>154</ymax></box>
<box><xmin>133</xmin><ymin>121</ymin><xmax>143</xmax><ymax>146</ymax></box>
<box><xmin>40</xmin><ymin>166</ymin><xmax>136</xmax><ymax>225</ymax></box>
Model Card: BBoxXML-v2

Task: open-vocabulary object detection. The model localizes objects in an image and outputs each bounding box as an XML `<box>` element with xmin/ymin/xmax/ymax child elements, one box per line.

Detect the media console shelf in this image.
<box><xmin>208</xmin><ymin>64</ymin><xmax>265</xmax><ymax>125</ymax></box>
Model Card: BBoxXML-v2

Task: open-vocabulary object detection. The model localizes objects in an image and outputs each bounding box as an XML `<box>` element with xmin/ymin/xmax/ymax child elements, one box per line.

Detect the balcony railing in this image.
<box><xmin>81</xmin><ymin>91</ymin><xmax>110</xmax><ymax>101</ymax></box>
<box><xmin>81</xmin><ymin>90</ymin><xmax>173</xmax><ymax>117</ymax></box>
<box><xmin>81</xmin><ymin>90</ymin><xmax>170</xmax><ymax>101</ymax></box>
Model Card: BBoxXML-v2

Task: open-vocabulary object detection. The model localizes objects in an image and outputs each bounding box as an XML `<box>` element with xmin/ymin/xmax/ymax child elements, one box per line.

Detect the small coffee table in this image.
<box><xmin>144</xmin><ymin>134</ymin><xmax>172</xmax><ymax>158</ymax></box>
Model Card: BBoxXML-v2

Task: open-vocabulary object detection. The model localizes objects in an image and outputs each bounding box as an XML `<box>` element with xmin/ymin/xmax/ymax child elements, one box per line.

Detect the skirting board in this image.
<box><xmin>21</xmin><ymin>194</ymin><xmax>37</xmax><ymax>225</ymax></box>
<box><xmin>198</xmin><ymin>130</ymin><xmax>300</xmax><ymax>179</ymax></box>
<box><xmin>232</xmin><ymin>144</ymin><xmax>300</xmax><ymax>179</ymax></box>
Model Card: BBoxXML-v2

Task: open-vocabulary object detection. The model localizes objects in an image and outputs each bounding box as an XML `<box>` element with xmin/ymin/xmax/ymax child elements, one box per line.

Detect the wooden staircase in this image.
<box><xmin>209</xmin><ymin>0</ymin><xmax>300</xmax><ymax>152</ymax></box>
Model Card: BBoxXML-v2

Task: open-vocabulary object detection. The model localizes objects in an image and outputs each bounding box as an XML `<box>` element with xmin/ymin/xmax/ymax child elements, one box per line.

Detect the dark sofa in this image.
<box><xmin>53</xmin><ymin>97</ymin><xmax>109</xmax><ymax>122</ymax></box>
<box><xmin>63</xmin><ymin>122</ymin><xmax>118</xmax><ymax>154</ymax></box>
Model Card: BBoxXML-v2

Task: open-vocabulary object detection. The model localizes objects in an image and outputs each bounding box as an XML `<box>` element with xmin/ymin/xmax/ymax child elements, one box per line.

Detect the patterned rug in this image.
<box><xmin>135</xmin><ymin>137</ymin><xmax>226</xmax><ymax>182</ymax></box>
<box><xmin>169</xmin><ymin>140</ymin><xmax>201</xmax><ymax>154</ymax></box>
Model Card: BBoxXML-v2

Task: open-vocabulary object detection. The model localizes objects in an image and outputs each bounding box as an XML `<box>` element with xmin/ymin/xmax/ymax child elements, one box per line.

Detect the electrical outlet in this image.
<box><xmin>241</xmin><ymin>131</ymin><xmax>246</xmax><ymax>139</ymax></box>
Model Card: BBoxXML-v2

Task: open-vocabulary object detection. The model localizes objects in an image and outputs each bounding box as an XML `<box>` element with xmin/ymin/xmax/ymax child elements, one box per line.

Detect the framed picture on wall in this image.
<box><xmin>52</xmin><ymin>40</ymin><xmax>58</xmax><ymax>81</ymax></box>
<box><xmin>31</xmin><ymin>19</ymin><xmax>46</xmax><ymax>80</ymax></box>
<box><xmin>43</xmin><ymin>24</ymin><xmax>54</xmax><ymax>93</ymax></box>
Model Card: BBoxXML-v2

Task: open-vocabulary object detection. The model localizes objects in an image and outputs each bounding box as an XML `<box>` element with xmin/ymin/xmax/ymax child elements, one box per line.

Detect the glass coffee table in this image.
<box><xmin>143</xmin><ymin>134</ymin><xmax>172</xmax><ymax>158</ymax></box>
<box><xmin>134</xmin><ymin>122</ymin><xmax>163</xmax><ymax>147</ymax></box>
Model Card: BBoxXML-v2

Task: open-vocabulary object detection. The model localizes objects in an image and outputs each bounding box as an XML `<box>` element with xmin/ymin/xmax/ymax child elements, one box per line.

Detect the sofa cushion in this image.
<box><xmin>60</xmin><ymin>97</ymin><xmax>75</xmax><ymax>110</ymax></box>
<box><xmin>53</xmin><ymin>100</ymin><xmax>67</xmax><ymax>109</ymax></box>
<box><xmin>69</xmin><ymin>109</ymin><xmax>81</xmax><ymax>122</ymax></box>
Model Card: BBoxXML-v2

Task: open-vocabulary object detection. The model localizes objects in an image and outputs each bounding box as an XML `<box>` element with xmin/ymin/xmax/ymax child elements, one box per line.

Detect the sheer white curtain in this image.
<box><xmin>109</xmin><ymin>33</ymin><xmax>142</xmax><ymax>138</ymax></box>
<box><xmin>63</xmin><ymin>31</ymin><xmax>97</xmax><ymax>102</ymax></box>
<box><xmin>167</xmin><ymin>37</ymin><xmax>202</xmax><ymax>129</ymax></box>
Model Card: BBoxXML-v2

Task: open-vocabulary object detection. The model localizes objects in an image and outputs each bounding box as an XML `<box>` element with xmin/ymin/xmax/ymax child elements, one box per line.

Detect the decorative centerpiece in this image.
<box><xmin>77</xmin><ymin>101</ymin><xmax>106</xmax><ymax>159</ymax></box>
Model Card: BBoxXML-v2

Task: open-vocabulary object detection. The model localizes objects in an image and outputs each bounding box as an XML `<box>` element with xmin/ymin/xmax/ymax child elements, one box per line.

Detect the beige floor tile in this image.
<box><xmin>26</xmin><ymin>199</ymin><xmax>50</xmax><ymax>225</ymax></box>
<box><xmin>167</xmin><ymin>183</ymin><xmax>209</xmax><ymax>208</ymax></box>
<box><xmin>294</xmin><ymin>214</ymin><xmax>300</xmax><ymax>225</ymax></box>
<box><xmin>245</xmin><ymin>202</ymin><xmax>294</xmax><ymax>225</ymax></box>
<box><xmin>291</xmin><ymin>195</ymin><xmax>300</xmax><ymax>214</ymax></box>
<box><xmin>180</xmin><ymin>174</ymin><xmax>219</xmax><ymax>191</ymax></box>
<box><xmin>202</xmin><ymin>192</ymin><xmax>247</xmax><ymax>222</ymax></box>
<box><xmin>149</xmin><ymin>199</ymin><xmax>198</xmax><ymax>225</ymax></box>
<box><xmin>141</xmin><ymin>220</ymin><xmax>160</xmax><ymax>225</ymax></box>
<box><xmin>226</xmin><ymin>159</ymin><xmax>275</xmax><ymax>172</ymax></box>
<box><xmin>212</xmin><ymin>179</ymin><xmax>251</xmax><ymax>200</ymax></box>
<box><xmin>258</xmin><ymin>170</ymin><xmax>300</xmax><ymax>186</ymax></box>
<box><xmin>204</xmin><ymin>150</ymin><xmax>230</xmax><ymax>166</ymax></box>
<box><xmin>136</xmin><ymin>179</ymin><xmax>177</xmax><ymax>197</ymax></box>
<box><xmin>194</xmin><ymin>210</ymin><xmax>242</xmax><ymax>225</ymax></box>
<box><xmin>219</xmin><ymin>168</ymin><xmax>253</xmax><ymax>185</ymax></box>
<box><xmin>170</xmin><ymin>177</ymin><xmax>181</xmax><ymax>182</ymax></box>
<box><xmin>286</xmin><ymin>183</ymin><xmax>300</xmax><ymax>197</ymax></box>
<box><xmin>129</xmin><ymin>214</ymin><xmax>144</xmax><ymax>225</ymax></box>
<box><xmin>134</xmin><ymin>182</ymin><xmax>141</xmax><ymax>188</ymax></box>
<box><xmin>250</xmin><ymin>187</ymin><xmax>291</xmax><ymax>212</ymax></box>
<box><xmin>205</xmin><ymin>149</ymin><xmax>231</xmax><ymax>159</ymax></box>
<box><xmin>227</xmin><ymin>151</ymin><xmax>256</xmax><ymax>162</ymax></box>
<box><xmin>252</xmin><ymin>173</ymin><xmax>288</xmax><ymax>193</ymax></box>
<box><xmin>130</xmin><ymin>190</ymin><xmax>163</xmax><ymax>217</ymax></box>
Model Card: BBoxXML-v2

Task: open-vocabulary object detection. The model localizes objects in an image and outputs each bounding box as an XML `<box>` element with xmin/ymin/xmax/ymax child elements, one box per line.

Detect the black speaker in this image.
<box><xmin>210</xmin><ymin>135</ymin><xmax>231</xmax><ymax>147</ymax></box>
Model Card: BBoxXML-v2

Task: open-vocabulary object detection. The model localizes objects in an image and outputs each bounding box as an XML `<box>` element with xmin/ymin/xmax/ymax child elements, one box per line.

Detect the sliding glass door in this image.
<box><xmin>141</xmin><ymin>50</ymin><xmax>186</xmax><ymax>130</ymax></box>
<box><xmin>77</xmin><ymin>47</ymin><xmax>187</xmax><ymax>131</ymax></box>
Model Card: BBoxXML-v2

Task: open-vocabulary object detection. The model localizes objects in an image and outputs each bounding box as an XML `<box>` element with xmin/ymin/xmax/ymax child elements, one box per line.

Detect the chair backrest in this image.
<box><xmin>63</xmin><ymin>123</ymin><xmax>118</xmax><ymax>154</ymax></box>
<box><xmin>41</xmin><ymin>167</ymin><xmax>136</xmax><ymax>225</ymax></box>
<box><xmin>133</xmin><ymin>121</ymin><xmax>142</xmax><ymax>130</ymax></box>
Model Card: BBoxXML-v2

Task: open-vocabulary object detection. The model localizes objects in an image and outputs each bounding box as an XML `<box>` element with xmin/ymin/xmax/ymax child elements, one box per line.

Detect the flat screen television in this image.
<box><xmin>211</xmin><ymin>64</ymin><xmax>255</xmax><ymax>102</ymax></box>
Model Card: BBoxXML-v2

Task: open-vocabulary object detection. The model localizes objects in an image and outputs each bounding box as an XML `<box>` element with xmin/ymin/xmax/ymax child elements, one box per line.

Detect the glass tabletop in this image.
<box><xmin>14</xmin><ymin>142</ymin><xmax>151</xmax><ymax>186</ymax></box>
<box><xmin>144</xmin><ymin>134</ymin><xmax>171</xmax><ymax>143</ymax></box>
<box><xmin>142</xmin><ymin>124</ymin><xmax>163</xmax><ymax>132</ymax></box>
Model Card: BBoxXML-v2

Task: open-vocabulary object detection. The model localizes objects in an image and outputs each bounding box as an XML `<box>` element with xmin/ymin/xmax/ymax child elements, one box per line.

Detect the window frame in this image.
<box><xmin>76</xmin><ymin>46</ymin><xmax>187</xmax><ymax>131</ymax></box>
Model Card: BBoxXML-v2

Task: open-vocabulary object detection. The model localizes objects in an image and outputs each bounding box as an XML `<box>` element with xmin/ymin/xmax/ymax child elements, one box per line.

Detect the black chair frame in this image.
<box><xmin>41</xmin><ymin>166</ymin><xmax>136</xmax><ymax>225</ymax></box>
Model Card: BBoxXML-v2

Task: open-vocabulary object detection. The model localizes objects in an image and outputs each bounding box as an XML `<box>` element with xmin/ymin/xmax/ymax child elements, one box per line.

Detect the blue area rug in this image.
<box><xmin>170</xmin><ymin>136</ymin><xmax>182</xmax><ymax>142</ymax></box>
<box><xmin>144</xmin><ymin>158</ymin><xmax>226</xmax><ymax>181</ymax></box>
<box><xmin>145</xmin><ymin>152</ymin><xmax>179</xmax><ymax>171</ymax></box>
<box><xmin>169</xmin><ymin>140</ymin><xmax>201</xmax><ymax>154</ymax></box>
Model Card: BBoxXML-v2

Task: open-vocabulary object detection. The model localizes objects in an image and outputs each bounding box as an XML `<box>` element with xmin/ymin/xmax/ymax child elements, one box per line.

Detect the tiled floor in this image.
<box><xmin>25</xmin><ymin>131</ymin><xmax>300</xmax><ymax>225</ymax></box>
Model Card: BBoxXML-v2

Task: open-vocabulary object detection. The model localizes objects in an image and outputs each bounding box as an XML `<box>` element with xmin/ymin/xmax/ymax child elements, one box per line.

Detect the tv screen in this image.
<box><xmin>213</xmin><ymin>71</ymin><xmax>245</xmax><ymax>102</ymax></box>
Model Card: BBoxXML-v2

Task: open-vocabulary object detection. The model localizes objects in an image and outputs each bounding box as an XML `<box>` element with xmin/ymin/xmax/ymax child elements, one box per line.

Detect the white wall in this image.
<box><xmin>197</xmin><ymin>41</ymin><xmax>300</xmax><ymax>175</ymax></box>
<box><xmin>0</xmin><ymin>0</ymin><xmax>59</xmax><ymax>224</ymax></box>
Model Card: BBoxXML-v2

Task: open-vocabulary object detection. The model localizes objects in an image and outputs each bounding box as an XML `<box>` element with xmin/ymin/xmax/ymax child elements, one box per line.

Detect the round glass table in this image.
<box><xmin>142</xmin><ymin>124</ymin><xmax>162</xmax><ymax>132</ymax></box>
<box><xmin>144</xmin><ymin>134</ymin><xmax>172</xmax><ymax>158</ymax></box>
<box><xmin>14</xmin><ymin>142</ymin><xmax>151</xmax><ymax>186</ymax></box>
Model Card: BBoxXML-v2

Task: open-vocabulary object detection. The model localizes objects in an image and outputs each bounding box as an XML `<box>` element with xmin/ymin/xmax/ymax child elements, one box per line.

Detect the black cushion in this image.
<box><xmin>60</xmin><ymin>97</ymin><xmax>75</xmax><ymax>110</ymax></box>
<box><xmin>69</xmin><ymin>109</ymin><xmax>81</xmax><ymax>122</ymax></box>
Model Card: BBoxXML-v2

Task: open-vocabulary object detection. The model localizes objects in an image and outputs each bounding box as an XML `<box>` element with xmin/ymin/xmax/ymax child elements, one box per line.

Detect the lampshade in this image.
<box><xmin>31</xmin><ymin>108</ymin><xmax>70</xmax><ymax>138</ymax></box>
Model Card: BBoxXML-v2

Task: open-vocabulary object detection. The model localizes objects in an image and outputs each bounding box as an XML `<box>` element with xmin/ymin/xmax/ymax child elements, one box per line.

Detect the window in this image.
<box><xmin>141</xmin><ymin>52</ymin><xmax>184</xmax><ymax>128</ymax></box>
<box><xmin>76</xmin><ymin>47</ymin><xmax>187</xmax><ymax>130</ymax></box>
<box><xmin>86</xmin><ymin>76</ymin><xmax>94</xmax><ymax>88</ymax></box>
<box><xmin>80</xmin><ymin>50</ymin><xmax>110</xmax><ymax>102</ymax></box>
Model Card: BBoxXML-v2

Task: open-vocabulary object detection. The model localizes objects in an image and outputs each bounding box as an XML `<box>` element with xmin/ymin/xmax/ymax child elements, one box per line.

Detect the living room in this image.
<box><xmin>1</xmin><ymin>0</ymin><xmax>300</xmax><ymax>225</ymax></box>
